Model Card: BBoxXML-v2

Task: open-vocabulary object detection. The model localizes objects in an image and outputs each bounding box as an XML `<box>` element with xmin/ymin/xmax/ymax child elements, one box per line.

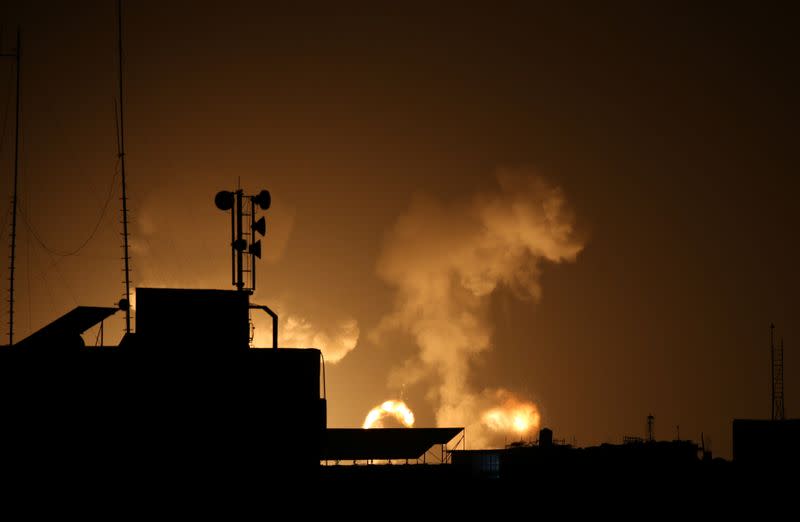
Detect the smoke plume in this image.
<box><xmin>278</xmin><ymin>314</ymin><xmax>359</xmax><ymax>364</ymax></box>
<box><xmin>375</xmin><ymin>170</ymin><xmax>583</xmax><ymax>447</ymax></box>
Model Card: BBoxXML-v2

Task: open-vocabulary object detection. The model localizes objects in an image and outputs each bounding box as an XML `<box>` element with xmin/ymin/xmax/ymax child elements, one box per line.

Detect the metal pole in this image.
<box><xmin>249</xmin><ymin>304</ymin><xmax>278</xmax><ymax>349</ymax></box>
<box><xmin>236</xmin><ymin>190</ymin><xmax>244</xmax><ymax>291</ymax></box>
<box><xmin>7</xmin><ymin>29</ymin><xmax>20</xmax><ymax>345</ymax></box>
<box><xmin>118</xmin><ymin>0</ymin><xmax>132</xmax><ymax>334</ymax></box>
<box><xmin>230</xmin><ymin>200</ymin><xmax>235</xmax><ymax>286</ymax></box>
<box><xmin>250</xmin><ymin>197</ymin><xmax>256</xmax><ymax>291</ymax></box>
<box><xmin>771</xmin><ymin>323</ymin><xmax>775</xmax><ymax>420</ymax></box>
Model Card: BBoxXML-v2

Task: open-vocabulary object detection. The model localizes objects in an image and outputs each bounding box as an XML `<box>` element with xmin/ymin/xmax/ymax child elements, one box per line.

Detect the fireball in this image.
<box><xmin>363</xmin><ymin>400</ymin><xmax>415</xmax><ymax>429</ymax></box>
<box><xmin>481</xmin><ymin>395</ymin><xmax>540</xmax><ymax>436</ymax></box>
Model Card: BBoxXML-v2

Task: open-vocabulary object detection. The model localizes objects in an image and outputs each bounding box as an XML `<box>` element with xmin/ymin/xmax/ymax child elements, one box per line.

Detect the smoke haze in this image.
<box><xmin>375</xmin><ymin>170</ymin><xmax>583</xmax><ymax>446</ymax></box>
<box><xmin>279</xmin><ymin>314</ymin><xmax>359</xmax><ymax>364</ymax></box>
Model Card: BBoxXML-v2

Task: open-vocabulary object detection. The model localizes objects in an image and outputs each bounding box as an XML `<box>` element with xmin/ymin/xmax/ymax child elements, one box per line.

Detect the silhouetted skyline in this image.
<box><xmin>1</xmin><ymin>1</ymin><xmax>798</xmax><ymax>459</ymax></box>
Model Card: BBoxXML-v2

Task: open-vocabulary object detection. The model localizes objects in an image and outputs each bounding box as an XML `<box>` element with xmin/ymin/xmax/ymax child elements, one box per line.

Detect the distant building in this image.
<box><xmin>450</xmin><ymin>428</ymin><xmax>703</xmax><ymax>481</ymax></box>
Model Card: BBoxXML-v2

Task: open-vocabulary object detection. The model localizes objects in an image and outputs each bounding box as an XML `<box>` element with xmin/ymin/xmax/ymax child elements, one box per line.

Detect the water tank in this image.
<box><xmin>539</xmin><ymin>427</ymin><xmax>553</xmax><ymax>447</ymax></box>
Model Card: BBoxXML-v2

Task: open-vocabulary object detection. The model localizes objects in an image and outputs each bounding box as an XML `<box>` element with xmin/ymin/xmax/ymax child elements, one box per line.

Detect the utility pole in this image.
<box><xmin>771</xmin><ymin>323</ymin><xmax>775</xmax><ymax>420</ymax></box>
<box><xmin>772</xmin><ymin>323</ymin><xmax>785</xmax><ymax>421</ymax></box>
<box><xmin>117</xmin><ymin>0</ymin><xmax>132</xmax><ymax>334</ymax></box>
<box><xmin>2</xmin><ymin>29</ymin><xmax>21</xmax><ymax>345</ymax></box>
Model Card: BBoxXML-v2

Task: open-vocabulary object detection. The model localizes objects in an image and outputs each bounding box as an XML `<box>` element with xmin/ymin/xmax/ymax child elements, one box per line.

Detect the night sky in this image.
<box><xmin>1</xmin><ymin>1</ymin><xmax>798</xmax><ymax>458</ymax></box>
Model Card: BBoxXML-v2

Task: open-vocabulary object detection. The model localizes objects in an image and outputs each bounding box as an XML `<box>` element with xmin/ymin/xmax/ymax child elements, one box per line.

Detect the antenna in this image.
<box><xmin>646</xmin><ymin>414</ymin><xmax>654</xmax><ymax>442</ymax></box>
<box><xmin>2</xmin><ymin>29</ymin><xmax>21</xmax><ymax>345</ymax></box>
<box><xmin>215</xmin><ymin>187</ymin><xmax>270</xmax><ymax>293</ymax></box>
<box><xmin>779</xmin><ymin>338</ymin><xmax>785</xmax><ymax>418</ymax></box>
<box><xmin>771</xmin><ymin>323</ymin><xmax>774</xmax><ymax>419</ymax></box>
<box><xmin>772</xmin><ymin>323</ymin><xmax>785</xmax><ymax>421</ymax></box>
<box><xmin>117</xmin><ymin>0</ymin><xmax>132</xmax><ymax>333</ymax></box>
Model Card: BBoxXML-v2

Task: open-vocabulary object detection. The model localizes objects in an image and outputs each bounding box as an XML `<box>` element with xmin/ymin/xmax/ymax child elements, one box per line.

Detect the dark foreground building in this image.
<box><xmin>0</xmin><ymin>288</ymin><xmax>325</xmax><ymax>479</ymax></box>
<box><xmin>733</xmin><ymin>419</ymin><xmax>800</xmax><ymax>467</ymax></box>
<box><xmin>0</xmin><ymin>287</ymin><xmax>463</xmax><ymax>483</ymax></box>
<box><xmin>3</xmin><ymin>287</ymin><xmax>778</xmax><ymax>484</ymax></box>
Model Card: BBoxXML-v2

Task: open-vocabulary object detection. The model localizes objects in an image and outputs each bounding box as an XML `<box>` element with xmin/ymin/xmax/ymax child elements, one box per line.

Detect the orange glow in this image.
<box><xmin>481</xmin><ymin>396</ymin><xmax>541</xmax><ymax>437</ymax></box>
<box><xmin>363</xmin><ymin>400</ymin><xmax>415</xmax><ymax>429</ymax></box>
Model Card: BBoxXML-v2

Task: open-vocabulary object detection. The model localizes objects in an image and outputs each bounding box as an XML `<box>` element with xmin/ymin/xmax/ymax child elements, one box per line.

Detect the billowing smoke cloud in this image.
<box><xmin>277</xmin><ymin>315</ymin><xmax>359</xmax><ymax>364</ymax></box>
<box><xmin>375</xmin><ymin>170</ymin><xmax>583</xmax><ymax>447</ymax></box>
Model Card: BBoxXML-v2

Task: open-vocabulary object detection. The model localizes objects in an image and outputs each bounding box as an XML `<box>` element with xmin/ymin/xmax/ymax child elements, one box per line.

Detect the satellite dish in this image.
<box><xmin>215</xmin><ymin>190</ymin><xmax>234</xmax><ymax>211</ymax></box>
<box><xmin>253</xmin><ymin>189</ymin><xmax>271</xmax><ymax>210</ymax></box>
<box><xmin>249</xmin><ymin>240</ymin><xmax>262</xmax><ymax>259</ymax></box>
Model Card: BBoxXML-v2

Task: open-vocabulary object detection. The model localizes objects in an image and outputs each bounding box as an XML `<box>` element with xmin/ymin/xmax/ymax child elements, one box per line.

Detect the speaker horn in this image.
<box><xmin>252</xmin><ymin>216</ymin><xmax>266</xmax><ymax>236</ymax></box>
<box><xmin>215</xmin><ymin>190</ymin><xmax>234</xmax><ymax>211</ymax></box>
<box><xmin>253</xmin><ymin>189</ymin><xmax>271</xmax><ymax>210</ymax></box>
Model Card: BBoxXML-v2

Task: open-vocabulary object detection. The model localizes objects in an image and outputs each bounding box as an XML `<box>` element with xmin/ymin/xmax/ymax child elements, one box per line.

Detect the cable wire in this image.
<box><xmin>19</xmin><ymin>159</ymin><xmax>119</xmax><ymax>257</ymax></box>
<box><xmin>0</xmin><ymin>64</ymin><xmax>13</xmax><ymax>245</ymax></box>
<box><xmin>0</xmin><ymin>62</ymin><xmax>13</xmax><ymax>160</ymax></box>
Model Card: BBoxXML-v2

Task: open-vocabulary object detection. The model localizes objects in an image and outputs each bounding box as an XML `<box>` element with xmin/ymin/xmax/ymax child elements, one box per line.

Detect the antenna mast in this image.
<box><xmin>2</xmin><ymin>29</ymin><xmax>21</xmax><ymax>345</ymax></box>
<box><xmin>117</xmin><ymin>0</ymin><xmax>132</xmax><ymax>333</ymax></box>
<box><xmin>771</xmin><ymin>323</ymin><xmax>785</xmax><ymax>421</ymax></box>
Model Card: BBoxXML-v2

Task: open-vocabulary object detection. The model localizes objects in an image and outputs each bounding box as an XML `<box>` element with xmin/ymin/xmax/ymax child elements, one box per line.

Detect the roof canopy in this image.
<box><xmin>15</xmin><ymin>306</ymin><xmax>118</xmax><ymax>348</ymax></box>
<box><xmin>323</xmin><ymin>428</ymin><xmax>463</xmax><ymax>461</ymax></box>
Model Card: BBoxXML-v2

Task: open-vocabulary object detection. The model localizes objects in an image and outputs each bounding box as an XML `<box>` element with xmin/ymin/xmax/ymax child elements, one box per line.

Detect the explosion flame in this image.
<box><xmin>363</xmin><ymin>400</ymin><xmax>416</xmax><ymax>429</ymax></box>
